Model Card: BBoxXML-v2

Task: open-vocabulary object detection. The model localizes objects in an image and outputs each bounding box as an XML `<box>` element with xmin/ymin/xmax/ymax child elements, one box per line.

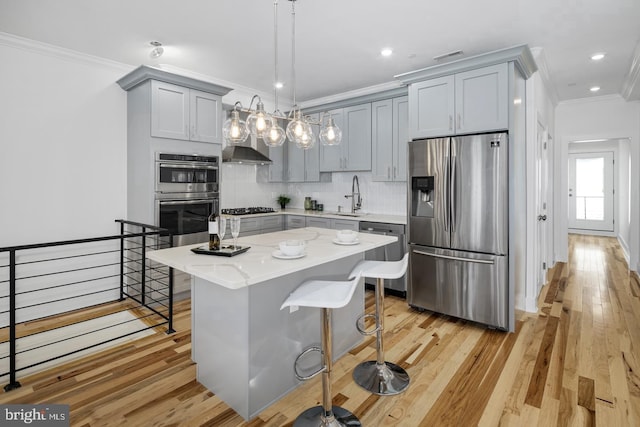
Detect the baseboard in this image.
<box><xmin>568</xmin><ymin>229</ymin><xmax>616</xmax><ymax>237</ymax></box>
<box><xmin>618</xmin><ymin>235</ymin><xmax>631</xmax><ymax>266</ymax></box>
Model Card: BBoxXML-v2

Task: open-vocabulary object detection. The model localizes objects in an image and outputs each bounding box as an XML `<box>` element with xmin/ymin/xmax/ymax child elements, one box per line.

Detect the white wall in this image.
<box><xmin>618</xmin><ymin>139</ymin><xmax>631</xmax><ymax>260</ymax></box>
<box><xmin>555</xmin><ymin>96</ymin><xmax>640</xmax><ymax>272</ymax></box>
<box><xmin>0</xmin><ymin>35</ymin><xmax>131</xmax><ymax>246</ymax></box>
<box><xmin>0</xmin><ymin>35</ymin><xmax>133</xmax><ymax>322</ymax></box>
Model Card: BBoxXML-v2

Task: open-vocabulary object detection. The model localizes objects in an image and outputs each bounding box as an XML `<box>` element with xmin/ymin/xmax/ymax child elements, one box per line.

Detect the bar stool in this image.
<box><xmin>349</xmin><ymin>253</ymin><xmax>410</xmax><ymax>395</ymax></box>
<box><xmin>280</xmin><ymin>273</ymin><xmax>363</xmax><ymax>427</ymax></box>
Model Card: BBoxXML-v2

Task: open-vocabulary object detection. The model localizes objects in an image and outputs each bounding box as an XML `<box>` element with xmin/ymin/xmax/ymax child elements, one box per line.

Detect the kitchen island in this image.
<box><xmin>147</xmin><ymin>227</ymin><xmax>397</xmax><ymax>420</ymax></box>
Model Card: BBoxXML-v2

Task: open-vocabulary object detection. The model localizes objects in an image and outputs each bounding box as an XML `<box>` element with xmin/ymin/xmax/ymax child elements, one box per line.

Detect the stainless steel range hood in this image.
<box><xmin>222</xmin><ymin>145</ymin><xmax>272</xmax><ymax>165</ymax></box>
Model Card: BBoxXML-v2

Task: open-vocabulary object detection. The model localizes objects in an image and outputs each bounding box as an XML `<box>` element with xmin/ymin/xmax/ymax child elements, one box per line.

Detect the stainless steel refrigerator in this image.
<box><xmin>407</xmin><ymin>132</ymin><xmax>511</xmax><ymax>331</ymax></box>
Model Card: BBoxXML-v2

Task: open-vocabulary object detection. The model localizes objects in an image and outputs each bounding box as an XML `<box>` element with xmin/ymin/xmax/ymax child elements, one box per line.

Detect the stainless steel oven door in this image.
<box><xmin>156</xmin><ymin>196</ymin><xmax>217</xmax><ymax>246</ymax></box>
<box><xmin>156</xmin><ymin>162</ymin><xmax>219</xmax><ymax>194</ymax></box>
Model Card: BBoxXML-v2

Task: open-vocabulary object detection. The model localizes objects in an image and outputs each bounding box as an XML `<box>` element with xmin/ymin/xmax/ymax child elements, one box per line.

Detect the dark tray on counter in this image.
<box><xmin>191</xmin><ymin>245</ymin><xmax>250</xmax><ymax>257</ymax></box>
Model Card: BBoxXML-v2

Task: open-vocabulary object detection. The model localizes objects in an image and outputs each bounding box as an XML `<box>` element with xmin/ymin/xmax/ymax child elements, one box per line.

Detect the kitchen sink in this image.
<box><xmin>332</xmin><ymin>212</ymin><xmax>363</xmax><ymax>217</ymax></box>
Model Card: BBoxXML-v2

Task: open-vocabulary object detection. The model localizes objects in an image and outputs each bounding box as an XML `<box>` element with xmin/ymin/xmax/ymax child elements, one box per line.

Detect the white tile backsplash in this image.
<box><xmin>221</xmin><ymin>166</ymin><xmax>407</xmax><ymax>216</ymax></box>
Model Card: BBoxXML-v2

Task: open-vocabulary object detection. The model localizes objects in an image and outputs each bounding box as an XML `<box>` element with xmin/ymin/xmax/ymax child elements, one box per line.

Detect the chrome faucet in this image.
<box><xmin>345</xmin><ymin>175</ymin><xmax>362</xmax><ymax>213</ymax></box>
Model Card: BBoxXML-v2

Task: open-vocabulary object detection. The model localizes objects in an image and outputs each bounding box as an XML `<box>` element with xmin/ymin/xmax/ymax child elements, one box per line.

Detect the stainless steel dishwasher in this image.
<box><xmin>359</xmin><ymin>221</ymin><xmax>406</xmax><ymax>296</ymax></box>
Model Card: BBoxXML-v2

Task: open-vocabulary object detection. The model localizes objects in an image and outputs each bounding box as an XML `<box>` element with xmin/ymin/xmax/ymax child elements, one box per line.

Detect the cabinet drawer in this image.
<box><xmin>306</xmin><ymin>217</ymin><xmax>331</xmax><ymax>229</ymax></box>
<box><xmin>240</xmin><ymin>218</ymin><xmax>260</xmax><ymax>233</ymax></box>
<box><xmin>331</xmin><ymin>219</ymin><xmax>359</xmax><ymax>231</ymax></box>
<box><xmin>286</xmin><ymin>215</ymin><xmax>306</xmax><ymax>229</ymax></box>
<box><xmin>261</xmin><ymin>215</ymin><xmax>283</xmax><ymax>231</ymax></box>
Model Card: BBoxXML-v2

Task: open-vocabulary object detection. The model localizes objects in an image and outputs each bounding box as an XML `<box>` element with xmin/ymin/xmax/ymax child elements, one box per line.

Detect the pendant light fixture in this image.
<box><xmin>263</xmin><ymin>0</ymin><xmax>287</xmax><ymax>147</ymax></box>
<box><xmin>222</xmin><ymin>0</ymin><xmax>341</xmax><ymax>149</ymax></box>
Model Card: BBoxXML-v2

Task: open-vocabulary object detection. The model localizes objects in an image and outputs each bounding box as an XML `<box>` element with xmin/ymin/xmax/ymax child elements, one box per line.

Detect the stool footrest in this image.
<box><xmin>294</xmin><ymin>346</ymin><xmax>325</xmax><ymax>381</ymax></box>
<box><xmin>356</xmin><ymin>313</ymin><xmax>380</xmax><ymax>336</ymax></box>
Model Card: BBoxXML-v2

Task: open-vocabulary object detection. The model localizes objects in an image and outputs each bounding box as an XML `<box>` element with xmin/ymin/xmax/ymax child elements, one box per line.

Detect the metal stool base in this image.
<box><xmin>353</xmin><ymin>361</ymin><xmax>410</xmax><ymax>395</ymax></box>
<box><xmin>293</xmin><ymin>405</ymin><xmax>361</xmax><ymax>427</ymax></box>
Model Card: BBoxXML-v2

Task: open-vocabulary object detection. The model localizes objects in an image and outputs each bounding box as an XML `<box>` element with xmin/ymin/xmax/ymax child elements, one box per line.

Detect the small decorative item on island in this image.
<box><xmin>304</xmin><ymin>196</ymin><xmax>312</xmax><ymax>210</ymax></box>
<box><xmin>277</xmin><ymin>194</ymin><xmax>291</xmax><ymax>210</ymax></box>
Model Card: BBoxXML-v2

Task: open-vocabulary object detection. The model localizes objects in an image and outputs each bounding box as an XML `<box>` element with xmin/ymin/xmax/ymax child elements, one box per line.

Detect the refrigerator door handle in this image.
<box><xmin>413</xmin><ymin>249</ymin><xmax>495</xmax><ymax>265</ymax></box>
<box><xmin>450</xmin><ymin>147</ymin><xmax>457</xmax><ymax>233</ymax></box>
<box><xmin>443</xmin><ymin>143</ymin><xmax>450</xmax><ymax>232</ymax></box>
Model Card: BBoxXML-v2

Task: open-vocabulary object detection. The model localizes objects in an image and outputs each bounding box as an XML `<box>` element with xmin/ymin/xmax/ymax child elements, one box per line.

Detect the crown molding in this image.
<box><xmin>621</xmin><ymin>38</ymin><xmax>640</xmax><ymax>101</ymax></box>
<box><xmin>0</xmin><ymin>31</ymin><xmax>133</xmax><ymax>72</ymax></box>
<box><xmin>299</xmin><ymin>80</ymin><xmax>406</xmax><ymax>110</ymax></box>
<box><xmin>395</xmin><ymin>44</ymin><xmax>537</xmax><ymax>85</ymax></box>
<box><xmin>530</xmin><ymin>47</ymin><xmax>559</xmax><ymax>106</ymax></box>
<box><xmin>557</xmin><ymin>93</ymin><xmax>626</xmax><ymax>106</ymax></box>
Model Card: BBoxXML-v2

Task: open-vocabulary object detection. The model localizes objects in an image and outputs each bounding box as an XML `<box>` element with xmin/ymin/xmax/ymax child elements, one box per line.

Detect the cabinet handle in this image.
<box><xmin>457</xmin><ymin>113</ymin><xmax>461</xmax><ymax>130</ymax></box>
<box><xmin>449</xmin><ymin>115</ymin><xmax>453</xmax><ymax>130</ymax></box>
<box><xmin>387</xmin><ymin>167</ymin><xmax>391</xmax><ymax>179</ymax></box>
<box><xmin>393</xmin><ymin>166</ymin><xmax>397</xmax><ymax>179</ymax></box>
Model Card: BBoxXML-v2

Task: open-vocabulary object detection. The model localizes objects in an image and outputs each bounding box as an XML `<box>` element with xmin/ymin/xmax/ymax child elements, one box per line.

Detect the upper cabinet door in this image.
<box><xmin>190</xmin><ymin>89</ymin><xmax>221</xmax><ymax>143</ymax></box>
<box><xmin>304</xmin><ymin>113</ymin><xmax>321</xmax><ymax>181</ymax></box>
<box><xmin>393</xmin><ymin>96</ymin><xmax>409</xmax><ymax>181</ymax></box>
<box><xmin>319</xmin><ymin>109</ymin><xmax>344</xmax><ymax>172</ymax></box>
<box><xmin>455</xmin><ymin>63</ymin><xmax>508</xmax><ymax>134</ymax></box>
<box><xmin>408</xmin><ymin>75</ymin><xmax>455</xmax><ymax>140</ymax></box>
<box><xmin>151</xmin><ymin>81</ymin><xmax>190</xmax><ymax>140</ymax></box>
<box><xmin>343</xmin><ymin>103</ymin><xmax>372</xmax><ymax>171</ymax></box>
<box><xmin>371</xmin><ymin>99</ymin><xmax>394</xmax><ymax>181</ymax></box>
<box><xmin>287</xmin><ymin>139</ymin><xmax>306</xmax><ymax>182</ymax></box>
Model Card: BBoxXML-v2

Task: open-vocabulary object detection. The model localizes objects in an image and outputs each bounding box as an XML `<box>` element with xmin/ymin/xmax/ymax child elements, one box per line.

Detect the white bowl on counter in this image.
<box><xmin>336</xmin><ymin>229</ymin><xmax>358</xmax><ymax>243</ymax></box>
<box><xmin>279</xmin><ymin>240</ymin><xmax>306</xmax><ymax>257</ymax></box>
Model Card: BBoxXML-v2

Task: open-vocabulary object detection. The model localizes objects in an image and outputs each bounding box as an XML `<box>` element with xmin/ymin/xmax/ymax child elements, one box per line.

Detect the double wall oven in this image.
<box><xmin>155</xmin><ymin>153</ymin><xmax>219</xmax><ymax>247</ymax></box>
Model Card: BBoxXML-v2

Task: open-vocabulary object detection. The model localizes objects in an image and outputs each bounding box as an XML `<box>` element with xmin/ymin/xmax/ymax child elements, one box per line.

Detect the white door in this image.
<box><xmin>568</xmin><ymin>152</ymin><xmax>614</xmax><ymax>232</ymax></box>
<box><xmin>536</xmin><ymin>124</ymin><xmax>549</xmax><ymax>290</ymax></box>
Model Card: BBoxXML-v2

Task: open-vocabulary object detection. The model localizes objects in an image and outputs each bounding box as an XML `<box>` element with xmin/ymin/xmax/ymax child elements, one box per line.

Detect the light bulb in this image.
<box><xmin>319</xmin><ymin>117</ymin><xmax>342</xmax><ymax>146</ymax></box>
<box><xmin>264</xmin><ymin>122</ymin><xmax>286</xmax><ymax>147</ymax></box>
<box><xmin>246</xmin><ymin>99</ymin><xmax>273</xmax><ymax>138</ymax></box>
<box><xmin>223</xmin><ymin>110</ymin><xmax>249</xmax><ymax>143</ymax></box>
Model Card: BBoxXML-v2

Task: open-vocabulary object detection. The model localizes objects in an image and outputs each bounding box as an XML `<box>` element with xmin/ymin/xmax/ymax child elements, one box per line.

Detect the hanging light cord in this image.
<box><xmin>273</xmin><ymin>0</ymin><xmax>279</xmax><ymax>113</ymax></box>
<box><xmin>290</xmin><ymin>0</ymin><xmax>297</xmax><ymax>110</ymax></box>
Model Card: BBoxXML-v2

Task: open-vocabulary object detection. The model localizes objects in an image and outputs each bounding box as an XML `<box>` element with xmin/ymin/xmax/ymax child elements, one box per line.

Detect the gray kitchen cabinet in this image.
<box><xmin>234</xmin><ymin>215</ymin><xmax>283</xmax><ymax>237</ymax></box>
<box><xmin>261</xmin><ymin>215</ymin><xmax>284</xmax><ymax>233</ymax></box>
<box><xmin>267</xmin><ymin>143</ymin><xmax>286</xmax><ymax>182</ymax></box>
<box><xmin>331</xmin><ymin>219</ymin><xmax>359</xmax><ymax>231</ymax></box>
<box><xmin>151</xmin><ymin>80</ymin><xmax>222</xmax><ymax>143</ymax></box>
<box><xmin>306</xmin><ymin>217</ymin><xmax>331</xmax><ymax>229</ymax></box>
<box><xmin>286</xmin><ymin>113</ymin><xmax>320</xmax><ymax>182</ymax></box>
<box><xmin>393</xmin><ymin>96</ymin><xmax>409</xmax><ymax>181</ymax></box>
<box><xmin>408</xmin><ymin>63</ymin><xmax>508</xmax><ymax>139</ymax></box>
<box><xmin>372</xmin><ymin>96</ymin><xmax>409</xmax><ymax>182</ymax></box>
<box><xmin>320</xmin><ymin>104</ymin><xmax>371</xmax><ymax>172</ymax></box>
<box><xmin>286</xmin><ymin>215</ymin><xmax>306</xmax><ymax>229</ymax></box>
<box><xmin>286</xmin><ymin>140</ymin><xmax>305</xmax><ymax>182</ymax></box>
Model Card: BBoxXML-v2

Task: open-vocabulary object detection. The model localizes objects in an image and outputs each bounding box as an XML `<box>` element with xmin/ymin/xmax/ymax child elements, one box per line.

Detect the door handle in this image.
<box><xmin>537</xmin><ymin>214</ymin><xmax>547</xmax><ymax>221</ymax></box>
<box><xmin>413</xmin><ymin>249</ymin><xmax>495</xmax><ymax>264</ymax></box>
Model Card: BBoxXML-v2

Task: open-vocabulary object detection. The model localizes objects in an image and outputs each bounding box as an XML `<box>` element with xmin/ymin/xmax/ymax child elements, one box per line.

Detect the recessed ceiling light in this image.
<box><xmin>149</xmin><ymin>41</ymin><xmax>164</xmax><ymax>59</ymax></box>
<box><xmin>591</xmin><ymin>53</ymin><xmax>605</xmax><ymax>61</ymax></box>
<box><xmin>380</xmin><ymin>48</ymin><xmax>393</xmax><ymax>57</ymax></box>
<box><xmin>590</xmin><ymin>86</ymin><xmax>600</xmax><ymax>92</ymax></box>
<box><xmin>274</xmin><ymin>82</ymin><xmax>284</xmax><ymax>89</ymax></box>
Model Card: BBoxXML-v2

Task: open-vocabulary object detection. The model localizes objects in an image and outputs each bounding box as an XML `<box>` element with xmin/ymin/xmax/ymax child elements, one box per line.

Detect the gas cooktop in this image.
<box><xmin>221</xmin><ymin>207</ymin><xmax>276</xmax><ymax>216</ymax></box>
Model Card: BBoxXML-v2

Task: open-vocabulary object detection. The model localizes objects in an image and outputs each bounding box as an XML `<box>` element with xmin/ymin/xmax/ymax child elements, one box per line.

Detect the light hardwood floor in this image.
<box><xmin>1</xmin><ymin>234</ymin><xmax>638</xmax><ymax>426</ymax></box>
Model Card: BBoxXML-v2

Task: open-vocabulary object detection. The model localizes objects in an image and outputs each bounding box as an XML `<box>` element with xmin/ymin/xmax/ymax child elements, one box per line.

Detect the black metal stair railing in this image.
<box><xmin>0</xmin><ymin>220</ymin><xmax>174</xmax><ymax>391</ymax></box>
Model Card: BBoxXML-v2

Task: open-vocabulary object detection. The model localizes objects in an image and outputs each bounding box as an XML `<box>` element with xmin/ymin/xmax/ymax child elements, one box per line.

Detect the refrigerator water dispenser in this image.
<box><xmin>411</xmin><ymin>176</ymin><xmax>434</xmax><ymax>217</ymax></box>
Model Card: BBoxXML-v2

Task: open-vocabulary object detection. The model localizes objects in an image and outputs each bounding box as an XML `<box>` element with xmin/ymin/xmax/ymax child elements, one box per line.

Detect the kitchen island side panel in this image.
<box><xmin>192</xmin><ymin>254</ymin><xmax>364</xmax><ymax>421</ymax></box>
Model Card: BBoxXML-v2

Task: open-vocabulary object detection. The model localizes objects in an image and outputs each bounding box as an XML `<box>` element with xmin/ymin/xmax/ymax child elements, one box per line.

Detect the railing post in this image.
<box><xmin>4</xmin><ymin>250</ymin><xmax>21</xmax><ymax>391</ymax></box>
<box><xmin>119</xmin><ymin>221</ymin><xmax>125</xmax><ymax>301</ymax></box>
<box><xmin>141</xmin><ymin>228</ymin><xmax>146</xmax><ymax>306</ymax></box>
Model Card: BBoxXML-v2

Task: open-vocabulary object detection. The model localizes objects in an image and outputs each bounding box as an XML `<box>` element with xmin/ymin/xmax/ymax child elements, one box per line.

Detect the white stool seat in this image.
<box><xmin>349</xmin><ymin>253</ymin><xmax>408</xmax><ymax>280</ymax></box>
<box><xmin>280</xmin><ymin>273</ymin><xmax>362</xmax><ymax>310</ymax></box>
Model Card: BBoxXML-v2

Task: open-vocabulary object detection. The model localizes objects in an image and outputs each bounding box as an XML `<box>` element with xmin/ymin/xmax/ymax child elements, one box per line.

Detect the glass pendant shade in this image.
<box><xmin>246</xmin><ymin>100</ymin><xmax>273</xmax><ymax>139</ymax></box>
<box><xmin>286</xmin><ymin>112</ymin><xmax>314</xmax><ymax>149</ymax></box>
<box><xmin>319</xmin><ymin>117</ymin><xmax>342</xmax><ymax>146</ymax></box>
<box><xmin>222</xmin><ymin>110</ymin><xmax>249</xmax><ymax>144</ymax></box>
<box><xmin>264</xmin><ymin>121</ymin><xmax>286</xmax><ymax>147</ymax></box>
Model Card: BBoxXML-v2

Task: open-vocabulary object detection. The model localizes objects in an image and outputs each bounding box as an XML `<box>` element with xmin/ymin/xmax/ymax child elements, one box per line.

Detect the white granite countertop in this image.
<box><xmin>147</xmin><ymin>227</ymin><xmax>397</xmax><ymax>290</ymax></box>
<box><xmin>226</xmin><ymin>208</ymin><xmax>406</xmax><ymax>225</ymax></box>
